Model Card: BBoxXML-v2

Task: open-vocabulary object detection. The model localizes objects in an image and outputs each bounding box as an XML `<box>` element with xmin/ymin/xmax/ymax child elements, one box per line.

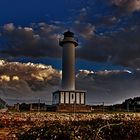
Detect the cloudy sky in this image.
<box><xmin>0</xmin><ymin>0</ymin><xmax>140</xmax><ymax>104</ymax></box>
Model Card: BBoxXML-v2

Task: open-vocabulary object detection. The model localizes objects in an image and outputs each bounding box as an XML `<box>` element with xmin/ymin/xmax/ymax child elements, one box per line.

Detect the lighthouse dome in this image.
<box><xmin>64</xmin><ymin>30</ymin><xmax>74</xmax><ymax>37</ymax></box>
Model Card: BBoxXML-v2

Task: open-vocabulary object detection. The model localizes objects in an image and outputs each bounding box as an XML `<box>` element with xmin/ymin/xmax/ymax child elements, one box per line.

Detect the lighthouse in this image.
<box><xmin>60</xmin><ymin>30</ymin><xmax>77</xmax><ymax>90</ymax></box>
<box><xmin>52</xmin><ymin>30</ymin><xmax>89</xmax><ymax>112</ymax></box>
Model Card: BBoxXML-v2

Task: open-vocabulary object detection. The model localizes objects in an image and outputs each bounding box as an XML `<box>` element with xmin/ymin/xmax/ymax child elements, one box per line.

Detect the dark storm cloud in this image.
<box><xmin>1</xmin><ymin>0</ymin><xmax>140</xmax><ymax>69</ymax></box>
<box><xmin>71</xmin><ymin>0</ymin><xmax>140</xmax><ymax>69</ymax></box>
<box><xmin>1</xmin><ymin>21</ymin><xmax>140</xmax><ymax>69</ymax></box>
<box><xmin>110</xmin><ymin>0</ymin><xmax>140</xmax><ymax>13</ymax></box>
<box><xmin>0</xmin><ymin>23</ymin><xmax>63</xmax><ymax>58</ymax></box>
<box><xmin>73</xmin><ymin>21</ymin><xmax>96</xmax><ymax>39</ymax></box>
<box><xmin>96</xmin><ymin>16</ymin><xmax>119</xmax><ymax>27</ymax></box>
<box><xmin>76</xmin><ymin>25</ymin><xmax>140</xmax><ymax>68</ymax></box>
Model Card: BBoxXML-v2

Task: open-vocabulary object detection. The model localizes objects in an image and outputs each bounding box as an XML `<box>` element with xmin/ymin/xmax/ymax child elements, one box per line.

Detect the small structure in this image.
<box><xmin>30</xmin><ymin>103</ymin><xmax>47</xmax><ymax>111</ymax></box>
<box><xmin>52</xmin><ymin>30</ymin><xmax>91</xmax><ymax>112</ymax></box>
<box><xmin>53</xmin><ymin>90</ymin><xmax>86</xmax><ymax>105</ymax></box>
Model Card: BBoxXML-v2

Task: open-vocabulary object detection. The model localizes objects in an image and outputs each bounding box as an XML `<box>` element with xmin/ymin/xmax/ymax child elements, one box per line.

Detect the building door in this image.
<box><xmin>70</xmin><ymin>92</ymin><xmax>75</xmax><ymax>104</ymax></box>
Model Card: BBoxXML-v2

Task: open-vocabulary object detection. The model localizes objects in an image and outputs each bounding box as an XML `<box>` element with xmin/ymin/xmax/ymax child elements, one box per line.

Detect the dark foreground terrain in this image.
<box><xmin>0</xmin><ymin>112</ymin><xmax>140</xmax><ymax>140</ymax></box>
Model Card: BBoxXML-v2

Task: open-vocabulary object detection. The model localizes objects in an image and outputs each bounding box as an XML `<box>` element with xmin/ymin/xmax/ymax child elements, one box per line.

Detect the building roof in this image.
<box><xmin>53</xmin><ymin>89</ymin><xmax>86</xmax><ymax>93</ymax></box>
<box><xmin>63</xmin><ymin>30</ymin><xmax>74</xmax><ymax>37</ymax></box>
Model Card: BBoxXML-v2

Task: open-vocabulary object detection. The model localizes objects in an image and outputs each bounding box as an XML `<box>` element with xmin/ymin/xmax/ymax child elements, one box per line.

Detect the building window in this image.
<box><xmin>70</xmin><ymin>92</ymin><xmax>75</xmax><ymax>104</ymax></box>
<box><xmin>72</xmin><ymin>94</ymin><xmax>74</xmax><ymax>99</ymax></box>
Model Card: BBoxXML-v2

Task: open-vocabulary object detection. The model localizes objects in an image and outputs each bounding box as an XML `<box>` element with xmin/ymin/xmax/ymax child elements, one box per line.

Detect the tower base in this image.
<box><xmin>55</xmin><ymin>104</ymin><xmax>91</xmax><ymax>113</ymax></box>
<box><xmin>52</xmin><ymin>90</ymin><xmax>91</xmax><ymax>113</ymax></box>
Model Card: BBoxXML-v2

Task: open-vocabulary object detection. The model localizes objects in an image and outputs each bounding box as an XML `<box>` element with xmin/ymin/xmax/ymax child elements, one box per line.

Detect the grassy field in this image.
<box><xmin>0</xmin><ymin>112</ymin><xmax>140</xmax><ymax>140</ymax></box>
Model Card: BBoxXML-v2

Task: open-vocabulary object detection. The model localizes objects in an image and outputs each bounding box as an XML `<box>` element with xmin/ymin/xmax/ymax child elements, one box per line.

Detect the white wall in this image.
<box><xmin>60</xmin><ymin>92</ymin><xmax>64</xmax><ymax>104</ymax></box>
<box><xmin>76</xmin><ymin>93</ymin><xmax>80</xmax><ymax>104</ymax></box>
<box><xmin>81</xmin><ymin>93</ymin><xmax>85</xmax><ymax>104</ymax></box>
<box><xmin>65</xmin><ymin>92</ymin><xmax>69</xmax><ymax>104</ymax></box>
<box><xmin>53</xmin><ymin>91</ymin><xmax>85</xmax><ymax>105</ymax></box>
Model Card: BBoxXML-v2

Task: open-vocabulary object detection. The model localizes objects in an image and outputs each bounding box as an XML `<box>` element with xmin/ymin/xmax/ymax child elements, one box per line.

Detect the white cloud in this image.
<box><xmin>0</xmin><ymin>75</ymin><xmax>10</xmax><ymax>82</ymax></box>
<box><xmin>3</xmin><ymin>23</ymin><xmax>15</xmax><ymax>31</ymax></box>
<box><xmin>24</xmin><ymin>27</ymin><xmax>33</xmax><ymax>32</ymax></box>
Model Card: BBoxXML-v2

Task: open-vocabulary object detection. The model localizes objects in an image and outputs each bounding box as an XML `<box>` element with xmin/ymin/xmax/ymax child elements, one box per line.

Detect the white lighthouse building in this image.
<box><xmin>52</xmin><ymin>30</ymin><xmax>89</xmax><ymax>112</ymax></box>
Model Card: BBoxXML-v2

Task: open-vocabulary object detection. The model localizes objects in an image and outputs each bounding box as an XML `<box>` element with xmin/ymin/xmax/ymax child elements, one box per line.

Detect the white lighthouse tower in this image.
<box><xmin>52</xmin><ymin>30</ymin><xmax>89</xmax><ymax>112</ymax></box>
<box><xmin>60</xmin><ymin>30</ymin><xmax>77</xmax><ymax>91</ymax></box>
